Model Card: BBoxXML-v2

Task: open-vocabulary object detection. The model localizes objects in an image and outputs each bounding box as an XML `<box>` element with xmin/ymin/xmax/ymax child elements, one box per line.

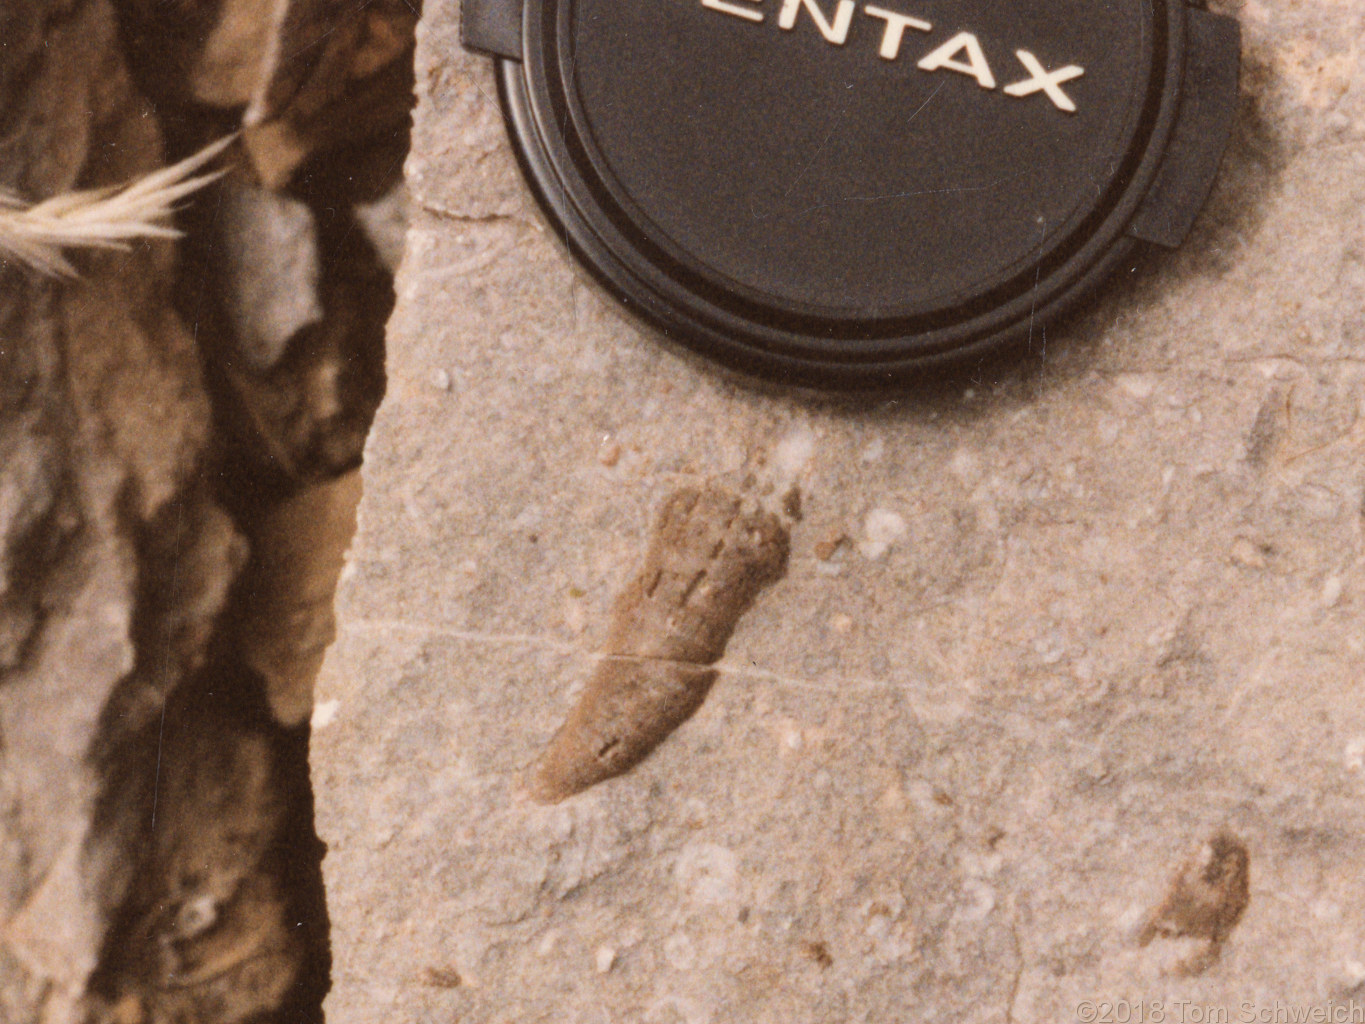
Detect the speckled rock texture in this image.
<box><xmin>315</xmin><ymin>1</ymin><xmax>1365</xmax><ymax>1020</ymax></box>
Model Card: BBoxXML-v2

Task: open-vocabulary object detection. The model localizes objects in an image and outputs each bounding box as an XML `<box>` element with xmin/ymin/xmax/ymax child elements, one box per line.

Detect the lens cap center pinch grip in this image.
<box><xmin>460</xmin><ymin>0</ymin><xmax>1241</xmax><ymax>389</ymax></box>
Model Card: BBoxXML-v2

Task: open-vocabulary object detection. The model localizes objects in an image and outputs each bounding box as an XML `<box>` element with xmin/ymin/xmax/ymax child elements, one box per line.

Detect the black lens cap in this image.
<box><xmin>462</xmin><ymin>0</ymin><xmax>1240</xmax><ymax>389</ymax></box>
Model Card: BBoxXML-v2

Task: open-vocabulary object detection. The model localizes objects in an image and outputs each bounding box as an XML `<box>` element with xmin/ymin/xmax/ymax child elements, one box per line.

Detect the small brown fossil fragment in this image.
<box><xmin>423</xmin><ymin>965</ymin><xmax>464</xmax><ymax>989</ymax></box>
<box><xmin>531</xmin><ymin>483</ymin><xmax>790</xmax><ymax>802</ymax></box>
<box><xmin>1138</xmin><ymin>829</ymin><xmax>1250</xmax><ymax>975</ymax></box>
<box><xmin>813</xmin><ymin>530</ymin><xmax>847</xmax><ymax>561</ymax></box>
<box><xmin>800</xmin><ymin>940</ymin><xmax>834</xmax><ymax>969</ymax></box>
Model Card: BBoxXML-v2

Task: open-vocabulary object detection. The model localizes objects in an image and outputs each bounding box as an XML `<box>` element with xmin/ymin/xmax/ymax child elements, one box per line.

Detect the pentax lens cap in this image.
<box><xmin>462</xmin><ymin>0</ymin><xmax>1241</xmax><ymax>389</ymax></box>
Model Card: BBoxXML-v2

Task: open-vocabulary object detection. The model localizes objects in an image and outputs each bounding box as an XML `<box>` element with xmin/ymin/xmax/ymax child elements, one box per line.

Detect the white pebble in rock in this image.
<box><xmin>772</xmin><ymin>424</ymin><xmax>816</xmax><ymax>485</ymax></box>
<box><xmin>595</xmin><ymin>946</ymin><xmax>616</xmax><ymax>974</ymax></box>
<box><xmin>663</xmin><ymin>932</ymin><xmax>697</xmax><ymax>971</ymax></box>
<box><xmin>674</xmin><ymin>842</ymin><xmax>739</xmax><ymax>907</ymax></box>
<box><xmin>859</xmin><ymin>509</ymin><xmax>907</xmax><ymax>560</ymax></box>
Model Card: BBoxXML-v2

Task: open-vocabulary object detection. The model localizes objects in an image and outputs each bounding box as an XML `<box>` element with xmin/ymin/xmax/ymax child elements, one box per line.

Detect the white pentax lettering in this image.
<box><xmin>916</xmin><ymin>30</ymin><xmax>996</xmax><ymax>89</ymax></box>
<box><xmin>778</xmin><ymin>0</ymin><xmax>857</xmax><ymax>45</ymax></box>
<box><xmin>701</xmin><ymin>0</ymin><xmax>1086</xmax><ymax>113</ymax></box>
<box><xmin>1002</xmin><ymin>49</ymin><xmax>1085</xmax><ymax>112</ymax></box>
<box><xmin>862</xmin><ymin>5</ymin><xmax>931</xmax><ymax>60</ymax></box>
<box><xmin>701</xmin><ymin>0</ymin><xmax>764</xmax><ymax>23</ymax></box>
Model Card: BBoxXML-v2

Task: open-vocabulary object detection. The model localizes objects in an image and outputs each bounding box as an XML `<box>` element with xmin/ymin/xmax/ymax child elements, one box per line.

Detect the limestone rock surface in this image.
<box><xmin>316</xmin><ymin>2</ymin><xmax>1365</xmax><ymax>1021</ymax></box>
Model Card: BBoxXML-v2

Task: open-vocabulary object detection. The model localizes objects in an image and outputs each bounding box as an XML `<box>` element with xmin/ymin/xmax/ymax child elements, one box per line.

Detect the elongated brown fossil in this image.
<box><xmin>530</xmin><ymin>483</ymin><xmax>790</xmax><ymax>802</ymax></box>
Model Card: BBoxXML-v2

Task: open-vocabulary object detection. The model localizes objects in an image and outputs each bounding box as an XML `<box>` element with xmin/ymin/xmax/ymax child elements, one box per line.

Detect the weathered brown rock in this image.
<box><xmin>217</xmin><ymin>181</ymin><xmax>325</xmax><ymax>373</ymax></box>
<box><xmin>236</xmin><ymin>470</ymin><xmax>364</xmax><ymax>727</ymax></box>
<box><xmin>0</xmin><ymin>3</ymin><xmax>235</xmax><ymax>1020</ymax></box>
<box><xmin>113</xmin><ymin>0</ymin><xmax>418</xmax><ymax>193</ymax></box>
<box><xmin>0</xmin><ymin>0</ymin><xmax>405</xmax><ymax>1016</ymax></box>
<box><xmin>87</xmin><ymin>687</ymin><xmax>303</xmax><ymax>1024</ymax></box>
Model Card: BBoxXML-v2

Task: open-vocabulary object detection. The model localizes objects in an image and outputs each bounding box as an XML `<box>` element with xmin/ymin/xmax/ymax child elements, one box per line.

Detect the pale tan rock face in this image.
<box><xmin>316</xmin><ymin>1</ymin><xmax>1365</xmax><ymax>1021</ymax></box>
